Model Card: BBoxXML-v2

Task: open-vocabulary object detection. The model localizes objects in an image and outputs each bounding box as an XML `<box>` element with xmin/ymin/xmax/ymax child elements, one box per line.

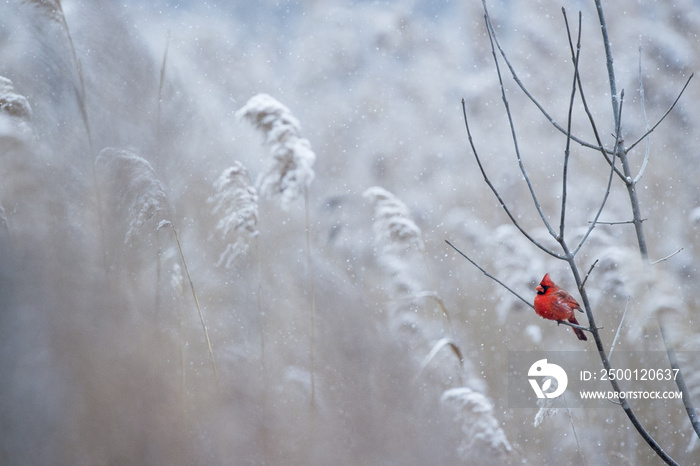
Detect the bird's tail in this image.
<box><xmin>568</xmin><ymin>316</ymin><xmax>588</xmax><ymax>341</ymax></box>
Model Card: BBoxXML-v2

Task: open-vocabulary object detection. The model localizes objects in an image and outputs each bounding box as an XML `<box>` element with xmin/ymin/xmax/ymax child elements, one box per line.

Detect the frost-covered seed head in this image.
<box><xmin>236</xmin><ymin>94</ymin><xmax>315</xmax><ymax>210</ymax></box>
<box><xmin>208</xmin><ymin>161</ymin><xmax>259</xmax><ymax>268</ymax></box>
<box><xmin>96</xmin><ymin>148</ymin><xmax>167</xmax><ymax>244</ymax></box>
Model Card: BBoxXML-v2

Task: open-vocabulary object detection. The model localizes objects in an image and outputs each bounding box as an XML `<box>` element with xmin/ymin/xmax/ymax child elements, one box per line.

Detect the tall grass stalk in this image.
<box><xmin>237</xmin><ymin>93</ymin><xmax>317</xmax><ymax>407</ymax></box>
<box><xmin>304</xmin><ymin>186</ymin><xmax>317</xmax><ymax>406</ymax></box>
<box><xmin>208</xmin><ymin>160</ymin><xmax>268</xmax><ymax>450</ymax></box>
<box><xmin>165</xmin><ymin>216</ymin><xmax>219</xmax><ymax>378</ymax></box>
<box><xmin>24</xmin><ymin>0</ymin><xmax>109</xmax><ymax>272</ymax></box>
<box><xmin>96</xmin><ymin>148</ymin><xmax>218</xmax><ymax>379</ymax></box>
<box><xmin>152</xmin><ymin>32</ymin><xmax>218</xmax><ymax>385</ymax></box>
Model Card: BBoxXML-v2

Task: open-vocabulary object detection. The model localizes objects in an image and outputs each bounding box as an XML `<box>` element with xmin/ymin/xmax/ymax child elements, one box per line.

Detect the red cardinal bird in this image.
<box><xmin>534</xmin><ymin>273</ymin><xmax>587</xmax><ymax>341</ymax></box>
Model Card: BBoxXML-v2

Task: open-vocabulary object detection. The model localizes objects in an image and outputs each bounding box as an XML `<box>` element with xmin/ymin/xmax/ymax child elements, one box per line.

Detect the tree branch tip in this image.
<box><xmin>650</xmin><ymin>247</ymin><xmax>684</xmax><ymax>265</ymax></box>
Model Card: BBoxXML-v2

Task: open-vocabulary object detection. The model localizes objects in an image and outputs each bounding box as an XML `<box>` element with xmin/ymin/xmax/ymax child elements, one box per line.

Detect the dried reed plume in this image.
<box><xmin>96</xmin><ymin>147</ymin><xmax>218</xmax><ymax>376</ymax></box>
<box><xmin>24</xmin><ymin>0</ymin><xmax>91</xmax><ymax>147</ymax></box>
<box><xmin>363</xmin><ymin>186</ymin><xmax>425</xmax><ymax>294</ymax></box>
<box><xmin>0</xmin><ymin>77</ymin><xmax>32</xmax><ymax>121</ymax></box>
<box><xmin>208</xmin><ymin>161</ymin><xmax>259</xmax><ymax>268</ymax></box>
<box><xmin>95</xmin><ymin>148</ymin><xmax>166</xmax><ymax>244</ymax></box>
<box><xmin>236</xmin><ymin>93</ymin><xmax>315</xmax><ymax>209</ymax></box>
<box><xmin>22</xmin><ymin>0</ymin><xmax>65</xmax><ymax>25</ymax></box>
<box><xmin>441</xmin><ymin>387</ymin><xmax>512</xmax><ymax>460</ymax></box>
<box><xmin>237</xmin><ymin>93</ymin><xmax>317</xmax><ymax>405</ymax></box>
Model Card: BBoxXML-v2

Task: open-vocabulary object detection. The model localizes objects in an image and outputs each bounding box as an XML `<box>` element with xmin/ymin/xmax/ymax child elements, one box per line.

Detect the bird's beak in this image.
<box><xmin>536</xmin><ymin>285</ymin><xmax>544</xmax><ymax>293</ymax></box>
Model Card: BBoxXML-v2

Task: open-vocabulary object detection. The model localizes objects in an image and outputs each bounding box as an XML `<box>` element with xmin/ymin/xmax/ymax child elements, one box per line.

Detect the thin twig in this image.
<box><xmin>558</xmin><ymin>11</ymin><xmax>582</xmax><ymax>242</ymax></box>
<box><xmin>460</xmin><ymin>100</ymin><xmax>562</xmax><ymax>259</ymax></box>
<box><xmin>573</xmin><ymin>92</ymin><xmax>624</xmax><ymax>257</ymax></box>
<box><xmin>481</xmin><ymin>1</ymin><xmax>607</xmax><ymax>154</ymax></box>
<box><xmin>588</xmin><ymin>218</ymin><xmax>646</xmax><ymax>225</ymax></box>
<box><xmin>483</xmin><ymin>13</ymin><xmax>559</xmax><ymax>241</ymax></box>
<box><xmin>626</xmin><ymin>74</ymin><xmax>694</xmax><ymax>154</ymax></box>
<box><xmin>633</xmin><ymin>47</ymin><xmax>651</xmax><ymax>184</ymax></box>
<box><xmin>445</xmin><ymin>240</ymin><xmax>533</xmax><ymax>309</ymax></box>
<box><xmin>561</xmin><ymin>8</ymin><xmax>618</xmax><ymax>257</ymax></box>
<box><xmin>580</xmin><ymin>259</ymin><xmax>598</xmax><ymax>289</ymax></box>
<box><xmin>609</xmin><ymin>297</ymin><xmax>630</xmax><ymax>359</ymax></box>
<box><xmin>650</xmin><ymin>248</ymin><xmax>683</xmax><ymax>265</ymax></box>
<box><xmin>564</xmin><ymin>5</ymin><xmax>627</xmax><ymax>181</ymax></box>
<box><xmin>446</xmin><ymin>238</ymin><xmax>592</xmax><ymax>338</ymax></box>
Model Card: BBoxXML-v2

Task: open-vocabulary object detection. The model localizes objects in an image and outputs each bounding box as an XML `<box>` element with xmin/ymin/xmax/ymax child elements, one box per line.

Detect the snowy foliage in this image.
<box><xmin>236</xmin><ymin>94</ymin><xmax>315</xmax><ymax>210</ymax></box>
<box><xmin>96</xmin><ymin>148</ymin><xmax>167</xmax><ymax>244</ymax></box>
<box><xmin>208</xmin><ymin>161</ymin><xmax>259</xmax><ymax>268</ymax></box>
<box><xmin>441</xmin><ymin>387</ymin><xmax>512</xmax><ymax>460</ymax></box>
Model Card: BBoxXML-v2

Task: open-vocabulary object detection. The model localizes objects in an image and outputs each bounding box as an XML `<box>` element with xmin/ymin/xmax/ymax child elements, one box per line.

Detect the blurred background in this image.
<box><xmin>0</xmin><ymin>0</ymin><xmax>699</xmax><ymax>464</ymax></box>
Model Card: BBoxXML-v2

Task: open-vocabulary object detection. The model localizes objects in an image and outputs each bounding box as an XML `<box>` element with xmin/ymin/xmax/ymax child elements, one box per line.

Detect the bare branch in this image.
<box><xmin>560</xmin><ymin>8</ymin><xmax>618</xmax><ymax>257</ymax></box>
<box><xmin>481</xmin><ymin>1</ymin><xmax>606</xmax><ymax>154</ymax></box>
<box><xmin>482</xmin><ymin>14</ymin><xmax>560</xmax><ymax>242</ymax></box>
<box><xmin>445</xmin><ymin>239</ymin><xmax>534</xmax><ymax>309</ymax></box>
<box><xmin>594</xmin><ymin>2</ymin><xmax>678</xmax><ymax>461</ymax></box>
<box><xmin>650</xmin><ymin>248</ymin><xmax>683</xmax><ymax>265</ymax></box>
<box><xmin>572</xmin><ymin>89</ymin><xmax>623</xmax><ymax>257</ymax></box>
<box><xmin>626</xmin><ymin>74</ymin><xmax>694</xmax><ymax>154</ymax></box>
<box><xmin>581</xmin><ymin>259</ymin><xmax>598</xmax><ymax>289</ymax></box>
<box><xmin>595</xmin><ymin>0</ymin><xmax>621</xmax><ymax>127</ymax></box>
<box><xmin>446</xmin><ymin>240</ymin><xmax>592</xmax><ymax>340</ymax></box>
<box><xmin>461</xmin><ymin>100</ymin><xmax>563</xmax><ymax>259</ymax></box>
<box><xmin>633</xmin><ymin>47</ymin><xmax>651</xmax><ymax>184</ymax></box>
<box><xmin>558</xmin><ymin>11</ymin><xmax>583</xmax><ymax>241</ymax></box>
<box><xmin>609</xmin><ymin>297</ymin><xmax>630</xmax><ymax>359</ymax></box>
<box><xmin>589</xmin><ymin>218</ymin><xmax>646</xmax><ymax>225</ymax></box>
<box><xmin>572</xmin><ymin>92</ymin><xmax>624</xmax><ymax>257</ymax></box>
<box><xmin>561</xmin><ymin>8</ymin><xmax>625</xmax><ymax>181</ymax></box>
